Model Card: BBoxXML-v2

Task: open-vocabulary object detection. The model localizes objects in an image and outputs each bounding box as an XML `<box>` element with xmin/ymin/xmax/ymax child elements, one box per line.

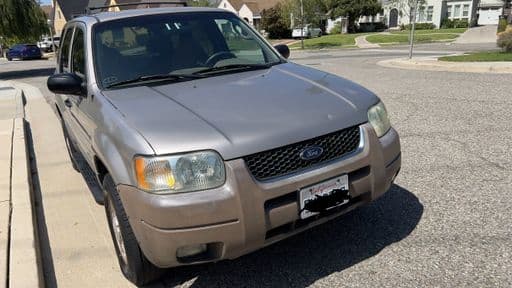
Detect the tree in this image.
<box><xmin>261</xmin><ymin>4</ymin><xmax>291</xmax><ymax>39</ymax></box>
<box><xmin>187</xmin><ymin>0</ymin><xmax>212</xmax><ymax>7</ymax></box>
<box><xmin>281</xmin><ymin>0</ymin><xmax>329</xmax><ymax>29</ymax></box>
<box><xmin>325</xmin><ymin>0</ymin><xmax>382</xmax><ymax>33</ymax></box>
<box><xmin>0</xmin><ymin>0</ymin><xmax>47</xmax><ymax>45</ymax></box>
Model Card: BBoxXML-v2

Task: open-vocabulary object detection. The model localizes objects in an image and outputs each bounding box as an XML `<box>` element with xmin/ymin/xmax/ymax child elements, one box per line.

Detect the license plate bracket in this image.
<box><xmin>299</xmin><ymin>175</ymin><xmax>350</xmax><ymax>219</ymax></box>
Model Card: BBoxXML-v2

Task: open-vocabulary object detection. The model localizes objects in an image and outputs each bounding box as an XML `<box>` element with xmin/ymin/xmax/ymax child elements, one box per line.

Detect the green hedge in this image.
<box><xmin>357</xmin><ymin>22</ymin><xmax>388</xmax><ymax>32</ymax></box>
<box><xmin>441</xmin><ymin>19</ymin><xmax>469</xmax><ymax>29</ymax></box>
<box><xmin>497</xmin><ymin>29</ymin><xmax>512</xmax><ymax>52</ymax></box>
<box><xmin>498</xmin><ymin>18</ymin><xmax>508</xmax><ymax>33</ymax></box>
<box><xmin>400</xmin><ymin>23</ymin><xmax>436</xmax><ymax>30</ymax></box>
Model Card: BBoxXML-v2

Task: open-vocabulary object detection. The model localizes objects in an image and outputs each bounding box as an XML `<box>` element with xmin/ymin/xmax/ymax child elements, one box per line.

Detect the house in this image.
<box><xmin>40</xmin><ymin>5</ymin><xmax>53</xmax><ymax>19</ymax></box>
<box><xmin>51</xmin><ymin>0</ymin><xmax>90</xmax><ymax>36</ymax></box>
<box><xmin>382</xmin><ymin>0</ymin><xmax>505</xmax><ymax>29</ymax></box>
<box><xmin>51</xmin><ymin>0</ymin><xmax>187</xmax><ymax>36</ymax></box>
<box><xmin>217</xmin><ymin>0</ymin><xmax>283</xmax><ymax>29</ymax></box>
<box><xmin>476</xmin><ymin>0</ymin><xmax>506</xmax><ymax>25</ymax></box>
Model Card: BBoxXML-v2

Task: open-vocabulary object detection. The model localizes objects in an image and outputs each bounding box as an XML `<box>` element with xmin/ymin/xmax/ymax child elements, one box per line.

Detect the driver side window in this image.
<box><xmin>59</xmin><ymin>27</ymin><xmax>73</xmax><ymax>72</ymax></box>
<box><xmin>215</xmin><ymin>19</ymin><xmax>264</xmax><ymax>63</ymax></box>
<box><xmin>71</xmin><ymin>28</ymin><xmax>86</xmax><ymax>78</ymax></box>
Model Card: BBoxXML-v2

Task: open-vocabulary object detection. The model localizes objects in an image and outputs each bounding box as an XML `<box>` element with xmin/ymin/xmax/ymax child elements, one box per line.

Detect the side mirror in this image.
<box><xmin>274</xmin><ymin>44</ymin><xmax>290</xmax><ymax>59</ymax></box>
<box><xmin>47</xmin><ymin>73</ymin><xmax>85</xmax><ymax>96</ymax></box>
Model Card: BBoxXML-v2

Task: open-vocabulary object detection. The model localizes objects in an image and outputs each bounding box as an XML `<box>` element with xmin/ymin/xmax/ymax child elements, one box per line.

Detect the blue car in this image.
<box><xmin>7</xmin><ymin>44</ymin><xmax>42</xmax><ymax>61</ymax></box>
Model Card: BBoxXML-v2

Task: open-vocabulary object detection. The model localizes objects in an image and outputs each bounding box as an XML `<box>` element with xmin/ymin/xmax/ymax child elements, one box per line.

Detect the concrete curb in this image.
<box><xmin>378</xmin><ymin>56</ymin><xmax>512</xmax><ymax>74</ymax></box>
<box><xmin>0</xmin><ymin>85</ymin><xmax>42</xmax><ymax>288</ymax></box>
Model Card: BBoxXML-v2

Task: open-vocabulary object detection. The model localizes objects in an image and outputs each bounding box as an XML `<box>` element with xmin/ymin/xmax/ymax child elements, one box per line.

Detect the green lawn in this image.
<box><xmin>390</xmin><ymin>28</ymin><xmax>467</xmax><ymax>35</ymax></box>
<box><xmin>287</xmin><ymin>28</ymin><xmax>467</xmax><ymax>49</ymax></box>
<box><xmin>366</xmin><ymin>33</ymin><xmax>460</xmax><ymax>44</ymax></box>
<box><xmin>289</xmin><ymin>34</ymin><xmax>362</xmax><ymax>49</ymax></box>
<box><xmin>438</xmin><ymin>52</ymin><xmax>512</xmax><ymax>62</ymax></box>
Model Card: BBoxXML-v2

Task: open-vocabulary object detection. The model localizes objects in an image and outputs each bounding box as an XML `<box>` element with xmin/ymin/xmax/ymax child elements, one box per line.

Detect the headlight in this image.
<box><xmin>368</xmin><ymin>101</ymin><xmax>391</xmax><ymax>137</ymax></box>
<box><xmin>134</xmin><ymin>151</ymin><xmax>225</xmax><ymax>194</ymax></box>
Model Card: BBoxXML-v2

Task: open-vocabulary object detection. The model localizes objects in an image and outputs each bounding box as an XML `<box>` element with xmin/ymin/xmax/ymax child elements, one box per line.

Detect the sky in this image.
<box><xmin>39</xmin><ymin>0</ymin><xmax>52</xmax><ymax>5</ymax></box>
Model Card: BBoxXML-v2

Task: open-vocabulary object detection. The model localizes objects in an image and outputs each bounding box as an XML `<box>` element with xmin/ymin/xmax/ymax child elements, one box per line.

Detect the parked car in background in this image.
<box><xmin>6</xmin><ymin>44</ymin><xmax>42</xmax><ymax>61</ymax></box>
<box><xmin>37</xmin><ymin>36</ymin><xmax>60</xmax><ymax>52</ymax></box>
<box><xmin>292</xmin><ymin>24</ymin><xmax>322</xmax><ymax>39</ymax></box>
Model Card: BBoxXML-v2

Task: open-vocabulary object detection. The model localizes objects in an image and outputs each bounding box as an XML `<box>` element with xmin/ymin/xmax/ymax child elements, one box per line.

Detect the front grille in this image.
<box><xmin>244</xmin><ymin>125</ymin><xmax>361</xmax><ymax>180</ymax></box>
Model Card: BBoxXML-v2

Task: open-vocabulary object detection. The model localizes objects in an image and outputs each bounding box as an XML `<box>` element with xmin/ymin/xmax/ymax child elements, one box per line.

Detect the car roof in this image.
<box><xmin>71</xmin><ymin>7</ymin><xmax>231</xmax><ymax>24</ymax></box>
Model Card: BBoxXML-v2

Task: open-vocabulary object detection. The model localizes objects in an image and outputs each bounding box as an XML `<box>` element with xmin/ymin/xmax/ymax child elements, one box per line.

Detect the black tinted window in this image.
<box><xmin>71</xmin><ymin>29</ymin><xmax>85</xmax><ymax>76</ymax></box>
<box><xmin>93</xmin><ymin>12</ymin><xmax>280</xmax><ymax>88</ymax></box>
<box><xmin>60</xmin><ymin>28</ymin><xmax>73</xmax><ymax>71</ymax></box>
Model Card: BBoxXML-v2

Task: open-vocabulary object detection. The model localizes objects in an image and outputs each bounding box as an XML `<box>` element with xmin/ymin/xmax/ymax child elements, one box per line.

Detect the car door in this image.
<box><xmin>55</xmin><ymin>25</ymin><xmax>81</xmax><ymax>145</ymax></box>
<box><xmin>66</xmin><ymin>23</ymin><xmax>96</xmax><ymax>166</ymax></box>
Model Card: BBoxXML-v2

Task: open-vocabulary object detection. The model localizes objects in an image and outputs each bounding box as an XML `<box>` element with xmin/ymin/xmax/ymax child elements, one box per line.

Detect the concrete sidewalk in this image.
<box><xmin>16</xmin><ymin>82</ymin><xmax>132</xmax><ymax>287</ymax></box>
<box><xmin>454</xmin><ymin>25</ymin><xmax>498</xmax><ymax>44</ymax></box>
<box><xmin>355</xmin><ymin>35</ymin><xmax>380</xmax><ymax>49</ymax></box>
<box><xmin>0</xmin><ymin>82</ymin><xmax>41</xmax><ymax>288</ymax></box>
<box><xmin>378</xmin><ymin>56</ymin><xmax>512</xmax><ymax>74</ymax></box>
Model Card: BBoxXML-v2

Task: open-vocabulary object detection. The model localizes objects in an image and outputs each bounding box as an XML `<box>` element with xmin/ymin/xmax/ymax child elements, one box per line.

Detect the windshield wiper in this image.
<box><xmin>106</xmin><ymin>73</ymin><xmax>204</xmax><ymax>89</ymax></box>
<box><xmin>192</xmin><ymin>63</ymin><xmax>277</xmax><ymax>76</ymax></box>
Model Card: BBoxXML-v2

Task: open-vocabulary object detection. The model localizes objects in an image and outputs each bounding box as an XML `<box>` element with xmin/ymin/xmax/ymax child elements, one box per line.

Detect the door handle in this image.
<box><xmin>64</xmin><ymin>99</ymin><xmax>72</xmax><ymax>108</ymax></box>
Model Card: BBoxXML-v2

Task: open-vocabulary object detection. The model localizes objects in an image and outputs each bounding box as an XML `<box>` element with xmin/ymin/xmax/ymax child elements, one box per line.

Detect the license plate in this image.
<box><xmin>299</xmin><ymin>175</ymin><xmax>349</xmax><ymax>219</ymax></box>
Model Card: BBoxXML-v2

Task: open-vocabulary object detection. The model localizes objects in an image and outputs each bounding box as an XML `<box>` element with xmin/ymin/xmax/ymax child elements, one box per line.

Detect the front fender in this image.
<box><xmin>91</xmin><ymin>93</ymin><xmax>154</xmax><ymax>186</ymax></box>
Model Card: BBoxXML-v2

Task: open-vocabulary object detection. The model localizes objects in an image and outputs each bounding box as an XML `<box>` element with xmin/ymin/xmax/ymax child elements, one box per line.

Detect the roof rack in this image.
<box><xmin>86</xmin><ymin>1</ymin><xmax>188</xmax><ymax>14</ymax></box>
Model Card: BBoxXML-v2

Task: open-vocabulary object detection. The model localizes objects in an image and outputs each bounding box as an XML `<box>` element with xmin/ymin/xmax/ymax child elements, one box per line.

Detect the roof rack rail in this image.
<box><xmin>86</xmin><ymin>1</ymin><xmax>188</xmax><ymax>14</ymax></box>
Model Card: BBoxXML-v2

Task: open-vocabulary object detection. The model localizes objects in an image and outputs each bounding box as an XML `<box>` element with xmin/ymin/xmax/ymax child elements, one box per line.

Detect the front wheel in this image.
<box><xmin>7</xmin><ymin>57</ymin><xmax>12</xmax><ymax>61</ymax></box>
<box><xmin>60</xmin><ymin>120</ymin><xmax>80</xmax><ymax>172</ymax></box>
<box><xmin>103</xmin><ymin>175</ymin><xmax>163</xmax><ymax>286</ymax></box>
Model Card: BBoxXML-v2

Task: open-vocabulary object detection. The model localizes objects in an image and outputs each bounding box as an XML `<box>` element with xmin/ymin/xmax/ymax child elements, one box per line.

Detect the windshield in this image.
<box><xmin>93</xmin><ymin>12</ymin><xmax>282</xmax><ymax>88</ymax></box>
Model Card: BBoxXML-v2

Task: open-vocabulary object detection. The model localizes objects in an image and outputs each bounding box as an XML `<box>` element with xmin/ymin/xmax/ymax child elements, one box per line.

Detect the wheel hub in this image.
<box><xmin>109</xmin><ymin>203</ymin><xmax>128</xmax><ymax>265</ymax></box>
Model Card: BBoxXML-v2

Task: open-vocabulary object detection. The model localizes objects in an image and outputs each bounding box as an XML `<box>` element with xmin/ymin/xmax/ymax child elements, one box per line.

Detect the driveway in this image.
<box><xmin>2</xmin><ymin>43</ymin><xmax>511</xmax><ymax>287</ymax></box>
<box><xmin>454</xmin><ymin>25</ymin><xmax>498</xmax><ymax>44</ymax></box>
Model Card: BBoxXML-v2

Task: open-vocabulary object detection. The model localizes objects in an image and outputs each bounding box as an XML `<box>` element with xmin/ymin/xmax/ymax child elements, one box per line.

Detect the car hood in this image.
<box><xmin>102</xmin><ymin>62</ymin><xmax>379</xmax><ymax>160</ymax></box>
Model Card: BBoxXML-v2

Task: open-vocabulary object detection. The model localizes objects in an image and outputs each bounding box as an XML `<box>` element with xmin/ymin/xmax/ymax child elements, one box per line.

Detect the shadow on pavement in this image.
<box><xmin>0</xmin><ymin>67</ymin><xmax>55</xmax><ymax>80</ymax></box>
<box><xmin>154</xmin><ymin>184</ymin><xmax>423</xmax><ymax>288</ymax></box>
<box><xmin>24</xmin><ymin>121</ymin><xmax>58</xmax><ymax>288</ymax></box>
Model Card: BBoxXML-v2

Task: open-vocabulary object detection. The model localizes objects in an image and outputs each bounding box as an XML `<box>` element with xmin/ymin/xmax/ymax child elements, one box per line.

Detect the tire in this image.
<box><xmin>7</xmin><ymin>57</ymin><xmax>12</xmax><ymax>61</ymax></box>
<box><xmin>61</xmin><ymin>120</ymin><xmax>80</xmax><ymax>172</ymax></box>
<box><xmin>103</xmin><ymin>175</ymin><xmax>163</xmax><ymax>286</ymax></box>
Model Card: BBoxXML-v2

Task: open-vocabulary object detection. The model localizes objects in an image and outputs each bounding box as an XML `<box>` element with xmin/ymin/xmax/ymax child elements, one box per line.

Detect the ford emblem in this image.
<box><xmin>300</xmin><ymin>146</ymin><xmax>324</xmax><ymax>161</ymax></box>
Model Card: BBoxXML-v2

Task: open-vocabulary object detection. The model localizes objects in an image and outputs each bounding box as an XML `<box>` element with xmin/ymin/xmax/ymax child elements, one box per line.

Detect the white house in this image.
<box><xmin>217</xmin><ymin>0</ymin><xmax>283</xmax><ymax>29</ymax></box>
<box><xmin>382</xmin><ymin>0</ymin><xmax>504</xmax><ymax>29</ymax></box>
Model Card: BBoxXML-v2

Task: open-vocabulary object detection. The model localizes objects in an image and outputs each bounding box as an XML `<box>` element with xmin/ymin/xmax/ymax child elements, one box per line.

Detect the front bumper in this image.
<box><xmin>117</xmin><ymin>123</ymin><xmax>401</xmax><ymax>268</ymax></box>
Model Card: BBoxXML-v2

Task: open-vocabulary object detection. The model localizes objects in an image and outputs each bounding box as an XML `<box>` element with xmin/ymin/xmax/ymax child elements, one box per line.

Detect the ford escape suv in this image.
<box><xmin>47</xmin><ymin>7</ymin><xmax>401</xmax><ymax>286</ymax></box>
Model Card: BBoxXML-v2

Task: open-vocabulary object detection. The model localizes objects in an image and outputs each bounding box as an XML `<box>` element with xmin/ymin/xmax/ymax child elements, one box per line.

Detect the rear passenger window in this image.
<box><xmin>59</xmin><ymin>28</ymin><xmax>73</xmax><ymax>72</ymax></box>
<box><xmin>71</xmin><ymin>28</ymin><xmax>86</xmax><ymax>77</ymax></box>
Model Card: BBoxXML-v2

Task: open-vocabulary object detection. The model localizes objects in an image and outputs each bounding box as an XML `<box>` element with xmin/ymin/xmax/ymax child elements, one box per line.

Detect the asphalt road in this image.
<box><xmin>1</xmin><ymin>42</ymin><xmax>511</xmax><ymax>287</ymax></box>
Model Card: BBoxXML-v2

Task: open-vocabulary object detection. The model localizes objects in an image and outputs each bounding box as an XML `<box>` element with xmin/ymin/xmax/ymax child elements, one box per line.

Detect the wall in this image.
<box><xmin>53</xmin><ymin>2</ymin><xmax>67</xmax><ymax>36</ymax></box>
<box><xmin>218</xmin><ymin>0</ymin><xmax>238</xmax><ymax>14</ymax></box>
<box><xmin>239</xmin><ymin>4</ymin><xmax>254</xmax><ymax>25</ymax></box>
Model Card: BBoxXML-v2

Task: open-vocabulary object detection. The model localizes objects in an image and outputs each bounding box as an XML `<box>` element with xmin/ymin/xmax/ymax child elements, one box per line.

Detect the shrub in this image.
<box><xmin>441</xmin><ymin>18</ymin><xmax>454</xmax><ymax>29</ymax></box>
<box><xmin>441</xmin><ymin>18</ymin><xmax>468</xmax><ymax>29</ymax></box>
<box><xmin>329</xmin><ymin>21</ymin><xmax>342</xmax><ymax>34</ymax></box>
<box><xmin>401</xmin><ymin>23</ymin><xmax>436</xmax><ymax>30</ymax></box>
<box><xmin>261</xmin><ymin>4</ymin><xmax>291</xmax><ymax>39</ymax></box>
<box><xmin>497</xmin><ymin>29</ymin><xmax>512</xmax><ymax>52</ymax></box>
<box><xmin>498</xmin><ymin>17</ymin><xmax>508</xmax><ymax>33</ymax></box>
<box><xmin>357</xmin><ymin>22</ymin><xmax>388</xmax><ymax>32</ymax></box>
<box><xmin>452</xmin><ymin>19</ymin><xmax>468</xmax><ymax>28</ymax></box>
